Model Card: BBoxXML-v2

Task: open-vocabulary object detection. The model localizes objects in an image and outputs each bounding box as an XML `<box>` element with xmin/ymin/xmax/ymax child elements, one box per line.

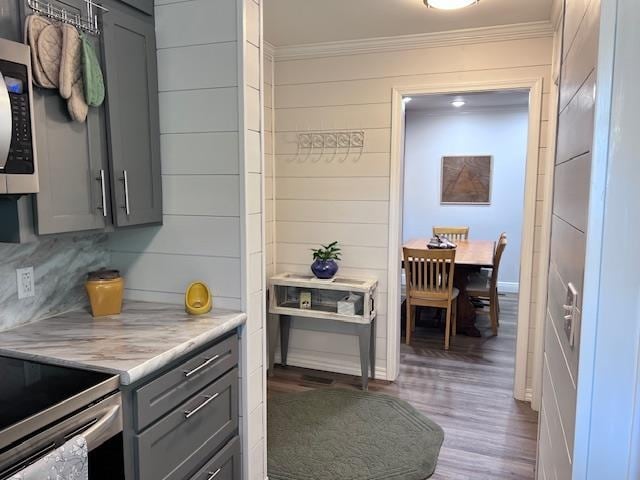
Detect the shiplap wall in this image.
<box><xmin>264</xmin><ymin>51</ymin><xmax>275</xmax><ymax>278</ymax></box>
<box><xmin>272</xmin><ymin>32</ymin><xmax>554</xmax><ymax>384</ymax></box>
<box><xmin>109</xmin><ymin>1</ymin><xmax>267</xmax><ymax>478</ymax></box>
<box><xmin>243</xmin><ymin>1</ymin><xmax>267</xmax><ymax>478</ymax></box>
<box><xmin>537</xmin><ymin>0</ymin><xmax>600</xmax><ymax>478</ymax></box>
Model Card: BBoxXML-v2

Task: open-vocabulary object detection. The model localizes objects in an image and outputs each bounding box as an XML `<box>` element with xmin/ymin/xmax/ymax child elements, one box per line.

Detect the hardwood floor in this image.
<box><xmin>267</xmin><ymin>293</ymin><xmax>539</xmax><ymax>480</ymax></box>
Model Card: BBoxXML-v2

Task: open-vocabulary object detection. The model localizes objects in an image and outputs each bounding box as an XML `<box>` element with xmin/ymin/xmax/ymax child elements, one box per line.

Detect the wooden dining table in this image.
<box><xmin>402</xmin><ymin>239</ymin><xmax>495</xmax><ymax>336</ymax></box>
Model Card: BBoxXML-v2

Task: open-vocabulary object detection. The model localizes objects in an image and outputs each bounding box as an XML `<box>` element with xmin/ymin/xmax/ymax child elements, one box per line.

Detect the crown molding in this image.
<box><xmin>271</xmin><ymin>21</ymin><xmax>554</xmax><ymax>61</ymax></box>
<box><xmin>263</xmin><ymin>41</ymin><xmax>276</xmax><ymax>60</ymax></box>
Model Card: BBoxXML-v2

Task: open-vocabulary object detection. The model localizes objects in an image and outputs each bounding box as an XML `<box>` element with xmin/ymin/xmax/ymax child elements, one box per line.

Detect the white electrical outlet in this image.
<box><xmin>16</xmin><ymin>267</ymin><xmax>35</xmax><ymax>300</ymax></box>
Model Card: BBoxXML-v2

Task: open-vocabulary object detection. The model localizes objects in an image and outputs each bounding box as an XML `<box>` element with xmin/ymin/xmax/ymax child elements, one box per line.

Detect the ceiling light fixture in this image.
<box><xmin>424</xmin><ymin>0</ymin><xmax>479</xmax><ymax>10</ymax></box>
<box><xmin>451</xmin><ymin>99</ymin><xmax>466</xmax><ymax>108</ymax></box>
<box><xmin>403</xmin><ymin>97</ymin><xmax>413</xmax><ymax>104</ymax></box>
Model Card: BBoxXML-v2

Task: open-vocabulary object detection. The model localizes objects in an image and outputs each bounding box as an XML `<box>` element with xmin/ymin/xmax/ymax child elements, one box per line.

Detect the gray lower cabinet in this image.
<box><xmin>102</xmin><ymin>1</ymin><xmax>162</xmax><ymax>227</ymax></box>
<box><xmin>189</xmin><ymin>437</ymin><xmax>241</xmax><ymax>480</ymax></box>
<box><xmin>121</xmin><ymin>332</ymin><xmax>241</xmax><ymax>480</ymax></box>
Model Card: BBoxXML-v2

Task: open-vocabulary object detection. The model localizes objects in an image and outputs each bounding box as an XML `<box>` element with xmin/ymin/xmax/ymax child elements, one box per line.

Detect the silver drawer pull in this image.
<box><xmin>184</xmin><ymin>355</ymin><xmax>220</xmax><ymax>378</ymax></box>
<box><xmin>206</xmin><ymin>469</ymin><xmax>221</xmax><ymax>480</ymax></box>
<box><xmin>184</xmin><ymin>393</ymin><xmax>219</xmax><ymax>419</ymax></box>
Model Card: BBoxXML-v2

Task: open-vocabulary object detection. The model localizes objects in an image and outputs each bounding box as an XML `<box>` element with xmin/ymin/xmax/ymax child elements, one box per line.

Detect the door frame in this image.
<box><xmin>387</xmin><ymin>78</ymin><xmax>546</xmax><ymax>401</ymax></box>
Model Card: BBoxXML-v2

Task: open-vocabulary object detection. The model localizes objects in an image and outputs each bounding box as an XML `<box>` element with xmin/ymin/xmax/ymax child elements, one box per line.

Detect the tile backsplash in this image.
<box><xmin>0</xmin><ymin>233</ymin><xmax>109</xmax><ymax>331</ymax></box>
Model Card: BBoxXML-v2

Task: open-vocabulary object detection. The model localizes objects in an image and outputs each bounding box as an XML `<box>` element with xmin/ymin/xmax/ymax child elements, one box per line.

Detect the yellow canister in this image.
<box><xmin>85</xmin><ymin>269</ymin><xmax>124</xmax><ymax>317</ymax></box>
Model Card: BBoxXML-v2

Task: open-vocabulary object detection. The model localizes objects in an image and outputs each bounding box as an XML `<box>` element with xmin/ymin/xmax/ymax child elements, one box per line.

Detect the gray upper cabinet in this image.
<box><xmin>102</xmin><ymin>2</ymin><xmax>162</xmax><ymax>227</ymax></box>
<box><xmin>117</xmin><ymin>0</ymin><xmax>153</xmax><ymax>16</ymax></box>
<box><xmin>0</xmin><ymin>0</ymin><xmax>162</xmax><ymax>241</ymax></box>
<box><xmin>20</xmin><ymin>0</ymin><xmax>110</xmax><ymax>235</ymax></box>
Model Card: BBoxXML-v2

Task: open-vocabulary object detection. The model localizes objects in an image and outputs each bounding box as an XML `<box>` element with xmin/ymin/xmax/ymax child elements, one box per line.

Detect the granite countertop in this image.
<box><xmin>0</xmin><ymin>301</ymin><xmax>246</xmax><ymax>385</ymax></box>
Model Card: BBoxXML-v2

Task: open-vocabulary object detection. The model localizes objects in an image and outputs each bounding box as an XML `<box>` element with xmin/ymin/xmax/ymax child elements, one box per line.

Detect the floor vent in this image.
<box><xmin>301</xmin><ymin>374</ymin><xmax>335</xmax><ymax>385</ymax></box>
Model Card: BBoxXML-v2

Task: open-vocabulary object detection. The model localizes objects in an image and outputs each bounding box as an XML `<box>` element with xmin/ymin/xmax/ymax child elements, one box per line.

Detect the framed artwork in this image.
<box><xmin>440</xmin><ymin>155</ymin><xmax>492</xmax><ymax>204</ymax></box>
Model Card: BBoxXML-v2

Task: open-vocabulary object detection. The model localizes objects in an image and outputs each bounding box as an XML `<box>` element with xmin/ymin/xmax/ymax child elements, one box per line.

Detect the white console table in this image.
<box><xmin>267</xmin><ymin>273</ymin><xmax>378</xmax><ymax>390</ymax></box>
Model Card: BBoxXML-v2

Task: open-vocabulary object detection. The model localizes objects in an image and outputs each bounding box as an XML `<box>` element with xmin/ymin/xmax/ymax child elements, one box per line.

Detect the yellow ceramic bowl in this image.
<box><xmin>185</xmin><ymin>281</ymin><xmax>212</xmax><ymax>315</ymax></box>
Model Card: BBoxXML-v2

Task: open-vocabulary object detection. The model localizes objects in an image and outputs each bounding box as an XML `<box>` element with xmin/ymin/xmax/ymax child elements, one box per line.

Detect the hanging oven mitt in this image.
<box><xmin>37</xmin><ymin>24</ymin><xmax>62</xmax><ymax>88</ymax></box>
<box><xmin>59</xmin><ymin>24</ymin><xmax>88</xmax><ymax>122</ymax></box>
<box><xmin>80</xmin><ymin>34</ymin><xmax>105</xmax><ymax>107</ymax></box>
<box><xmin>24</xmin><ymin>15</ymin><xmax>56</xmax><ymax>88</ymax></box>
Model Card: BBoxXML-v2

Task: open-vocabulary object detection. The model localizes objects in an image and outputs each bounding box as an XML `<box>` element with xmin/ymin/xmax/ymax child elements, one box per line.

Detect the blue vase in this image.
<box><xmin>311</xmin><ymin>259</ymin><xmax>339</xmax><ymax>279</ymax></box>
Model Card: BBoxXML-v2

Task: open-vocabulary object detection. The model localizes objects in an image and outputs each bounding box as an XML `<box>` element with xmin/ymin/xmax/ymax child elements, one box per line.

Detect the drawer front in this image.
<box><xmin>136</xmin><ymin>369</ymin><xmax>239</xmax><ymax>480</ymax></box>
<box><xmin>135</xmin><ymin>334</ymin><xmax>238</xmax><ymax>430</ymax></box>
<box><xmin>190</xmin><ymin>437</ymin><xmax>241</xmax><ymax>480</ymax></box>
<box><xmin>118</xmin><ymin>0</ymin><xmax>154</xmax><ymax>15</ymax></box>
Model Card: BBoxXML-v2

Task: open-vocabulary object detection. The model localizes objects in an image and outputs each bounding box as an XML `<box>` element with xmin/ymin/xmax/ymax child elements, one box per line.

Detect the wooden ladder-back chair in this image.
<box><xmin>432</xmin><ymin>226</ymin><xmax>470</xmax><ymax>241</ymax></box>
<box><xmin>403</xmin><ymin>247</ymin><xmax>459</xmax><ymax>350</ymax></box>
<box><xmin>467</xmin><ymin>233</ymin><xmax>507</xmax><ymax>335</ymax></box>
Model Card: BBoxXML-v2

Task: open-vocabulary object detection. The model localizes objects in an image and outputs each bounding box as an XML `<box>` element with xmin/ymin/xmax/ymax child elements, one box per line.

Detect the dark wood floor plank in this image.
<box><xmin>267</xmin><ymin>294</ymin><xmax>538</xmax><ymax>479</ymax></box>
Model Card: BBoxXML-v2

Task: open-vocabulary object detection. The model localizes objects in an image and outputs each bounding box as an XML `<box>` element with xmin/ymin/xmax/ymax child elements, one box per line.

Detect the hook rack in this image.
<box><xmin>27</xmin><ymin>0</ymin><xmax>108</xmax><ymax>36</ymax></box>
<box><xmin>298</xmin><ymin>131</ymin><xmax>365</xmax><ymax>150</ymax></box>
<box><xmin>296</xmin><ymin>131</ymin><xmax>365</xmax><ymax>162</ymax></box>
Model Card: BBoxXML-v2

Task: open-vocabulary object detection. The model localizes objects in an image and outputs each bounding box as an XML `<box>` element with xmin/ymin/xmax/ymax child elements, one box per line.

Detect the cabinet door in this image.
<box><xmin>102</xmin><ymin>3</ymin><xmax>162</xmax><ymax>227</ymax></box>
<box><xmin>118</xmin><ymin>0</ymin><xmax>153</xmax><ymax>16</ymax></box>
<box><xmin>22</xmin><ymin>0</ymin><xmax>110</xmax><ymax>234</ymax></box>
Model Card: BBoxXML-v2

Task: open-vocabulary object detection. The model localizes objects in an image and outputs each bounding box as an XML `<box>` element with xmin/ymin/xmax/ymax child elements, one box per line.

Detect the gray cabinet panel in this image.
<box><xmin>189</xmin><ymin>437</ymin><xmax>241</xmax><ymax>480</ymax></box>
<box><xmin>102</xmin><ymin>2</ymin><xmax>162</xmax><ymax>227</ymax></box>
<box><xmin>33</xmin><ymin>89</ymin><xmax>109</xmax><ymax>234</ymax></box>
<box><xmin>134</xmin><ymin>334</ymin><xmax>238</xmax><ymax>431</ymax></box>
<box><xmin>136</xmin><ymin>368</ymin><xmax>239</xmax><ymax>480</ymax></box>
<box><xmin>118</xmin><ymin>0</ymin><xmax>153</xmax><ymax>15</ymax></box>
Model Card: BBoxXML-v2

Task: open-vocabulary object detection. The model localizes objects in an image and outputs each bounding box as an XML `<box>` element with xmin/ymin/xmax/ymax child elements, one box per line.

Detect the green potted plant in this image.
<box><xmin>310</xmin><ymin>241</ymin><xmax>341</xmax><ymax>279</ymax></box>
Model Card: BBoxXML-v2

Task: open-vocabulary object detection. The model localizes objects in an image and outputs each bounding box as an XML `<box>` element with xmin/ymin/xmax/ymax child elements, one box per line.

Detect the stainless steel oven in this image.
<box><xmin>0</xmin><ymin>356</ymin><xmax>124</xmax><ymax>479</ymax></box>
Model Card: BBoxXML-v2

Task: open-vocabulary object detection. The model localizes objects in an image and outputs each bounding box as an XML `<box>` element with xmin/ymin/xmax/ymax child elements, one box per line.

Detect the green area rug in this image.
<box><xmin>268</xmin><ymin>389</ymin><xmax>444</xmax><ymax>480</ymax></box>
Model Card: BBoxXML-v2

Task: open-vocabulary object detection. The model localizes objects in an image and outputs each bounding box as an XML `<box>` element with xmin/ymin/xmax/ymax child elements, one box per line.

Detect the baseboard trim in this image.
<box><xmin>274</xmin><ymin>350</ymin><xmax>389</xmax><ymax>381</ymax></box>
<box><xmin>498</xmin><ymin>281</ymin><xmax>520</xmax><ymax>293</ymax></box>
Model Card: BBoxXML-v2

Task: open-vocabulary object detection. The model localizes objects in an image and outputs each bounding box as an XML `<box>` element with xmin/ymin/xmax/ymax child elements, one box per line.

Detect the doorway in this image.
<box><xmin>387</xmin><ymin>79</ymin><xmax>546</xmax><ymax>401</ymax></box>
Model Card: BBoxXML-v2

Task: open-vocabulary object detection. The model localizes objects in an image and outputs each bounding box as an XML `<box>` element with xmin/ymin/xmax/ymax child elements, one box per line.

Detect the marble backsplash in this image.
<box><xmin>0</xmin><ymin>233</ymin><xmax>110</xmax><ymax>331</ymax></box>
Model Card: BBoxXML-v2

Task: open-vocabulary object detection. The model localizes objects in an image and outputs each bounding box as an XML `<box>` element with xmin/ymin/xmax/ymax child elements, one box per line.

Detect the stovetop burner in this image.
<box><xmin>0</xmin><ymin>356</ymin><xmax>113</xmax><ymax>431</ymax></box>
<box><xmin>0</xmin><ymin>355</ymin><xmax>119</xmax><ymax>452</ymax></box>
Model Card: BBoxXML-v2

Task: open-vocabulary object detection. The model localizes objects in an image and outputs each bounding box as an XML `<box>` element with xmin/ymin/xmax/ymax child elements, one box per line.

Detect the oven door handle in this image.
<box><xmin>83</xmin><ymin>405</ymin><xmax>122</xmax><ymax>451</ymax></box>
<box><xmin>0</xmin><ymin>72</ymin><xmax>12</xmax><ymax>171</ymax></box>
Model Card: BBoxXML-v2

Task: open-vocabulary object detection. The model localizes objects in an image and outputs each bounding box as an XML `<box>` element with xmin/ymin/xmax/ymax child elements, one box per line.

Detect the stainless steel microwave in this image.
<box><xmin>0</xmin><ymin>37</ymin><xmax>38</xmax><ymax>194</ymax></box>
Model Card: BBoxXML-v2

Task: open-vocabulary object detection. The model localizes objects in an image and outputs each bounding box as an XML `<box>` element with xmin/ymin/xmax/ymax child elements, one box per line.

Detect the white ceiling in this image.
<box><xmin>264</xmin><ymin>0</ymin><xmax>554</xmax><ymax>47</ymax></box>
<box><xmin>405</xmin><ymin>90</ymin><xmax>530</xmax><ymax>112</ymax></box>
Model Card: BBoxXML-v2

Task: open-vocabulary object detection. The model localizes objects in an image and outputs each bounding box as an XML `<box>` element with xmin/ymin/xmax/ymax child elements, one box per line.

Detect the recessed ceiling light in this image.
<box><xmin>403</xmin><ymin>97</ymin><xmax>413</xmax><ymax>104</ymax></box>
<box><xmin>451</xmin><ymin>99</ymin><xmax>466</xmax><ymax>108</ymax></box>
<box><xmin>424</xmin><ymin>0</ymin><xmax>479</xmax><ymax>10</ymax></box>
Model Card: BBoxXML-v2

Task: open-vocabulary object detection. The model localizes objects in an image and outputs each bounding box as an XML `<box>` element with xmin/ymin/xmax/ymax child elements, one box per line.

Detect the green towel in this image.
<box><xmin>81</xmin><ymin>34</ymin><xmax>104</xmax><ymax>107</ymax></box>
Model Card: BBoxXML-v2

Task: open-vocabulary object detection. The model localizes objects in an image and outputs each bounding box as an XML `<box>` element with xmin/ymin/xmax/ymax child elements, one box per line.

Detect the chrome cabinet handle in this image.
<box><xmin>184</xmin><ymin>355</ymin><xmax>220</xmax><ymax>378</ymax></box>
<box><xmin>97</xmin><ymin>169</ymin><xmax>107</xmax><ymax>217</ymax></box>
<box><xmin>184</xmin><ymin>393</ymin><xmax>219</xmax><ymax>419</ymax></box>
<box><xmin>206</xmin><ymin>468</ymin><xmax>221</xmax><ymax>479</ymax></box>
<box><xmin>120</xmin><ymin>170</ymin><xmax>130</xmax><ymax>215</ymax></box>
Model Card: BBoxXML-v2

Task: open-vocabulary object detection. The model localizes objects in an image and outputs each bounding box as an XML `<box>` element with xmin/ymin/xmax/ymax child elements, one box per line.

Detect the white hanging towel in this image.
<box><xmin>9</xmin><ymin>436</ymin><xmax>88</xmax><ymax>480</ymax></box>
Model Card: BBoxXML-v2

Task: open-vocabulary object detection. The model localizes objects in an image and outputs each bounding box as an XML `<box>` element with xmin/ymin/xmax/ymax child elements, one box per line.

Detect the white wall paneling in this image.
<box><xmin>573</xmin><ymin>0</ymin><xmax>640</xmax><ymax>477</ymax></box>
<box><xmin>537</xmin><ymin>0</ymin><xmax>600</xmax><ymax>476</ymax></box>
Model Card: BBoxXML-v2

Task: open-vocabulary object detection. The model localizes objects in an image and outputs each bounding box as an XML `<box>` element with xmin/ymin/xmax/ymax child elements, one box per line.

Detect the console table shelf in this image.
<box><xmin>268</xmin><ymin>273</ymin><xmax>378</xmax><ymax>390</ymax></box>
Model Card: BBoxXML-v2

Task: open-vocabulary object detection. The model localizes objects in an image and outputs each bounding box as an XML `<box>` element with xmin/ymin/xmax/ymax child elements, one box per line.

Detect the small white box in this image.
<box><xmin>337</xmin><ymin>294</ymin><xmax>363</xmax><ymax>316</ymax></box>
